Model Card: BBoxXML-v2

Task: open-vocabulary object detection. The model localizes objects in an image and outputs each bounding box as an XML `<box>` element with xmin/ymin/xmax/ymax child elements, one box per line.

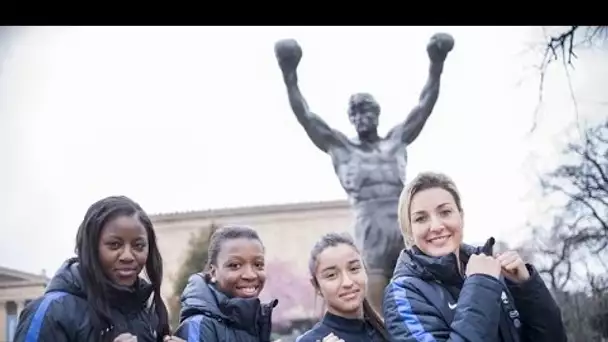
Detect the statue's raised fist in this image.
<box><xmin>275</xmin><ymin>39</ymin><xmax>302</xmax><ymax>73</ymax></box>
<box><xmin>427</xmin><ymin>33</ymin><xmax>454</xmax><ymax>63</ymax></box>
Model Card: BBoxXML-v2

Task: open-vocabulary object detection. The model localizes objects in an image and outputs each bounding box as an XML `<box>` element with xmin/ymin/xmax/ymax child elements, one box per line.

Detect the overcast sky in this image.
<box><xmin>0</xmin><ymin>26</ymin><xmax>606</xmax><ymax>276</ymax></box>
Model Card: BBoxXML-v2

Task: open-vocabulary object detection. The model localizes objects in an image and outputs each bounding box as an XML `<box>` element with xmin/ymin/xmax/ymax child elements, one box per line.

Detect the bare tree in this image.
<box><xmin>541</xmin><ymin>26</ymin><xmax>608</xmax><ymax>69</ymax></box>
<box><xmin>260</xmin><ymin>260</ymin><xmax>319</xmax><ymax>331</ymax></box>
<box><xmin>535</xmin><ymin>119</ymin><xmax>608</xmax><ymax>287</ymax></box>
<box><xmin>531</xmin><ymin>26</ymin><xmax>607</xmax><ymax>132</ymax></box>
<box><xmin>526</xmin><ymin>118</ymin><xmax>608</xmax><ymax>340</ymax></box>
<box><xmin>168</xmin><ymin>223</ymin><xmax>218</xmax><ymax>328</ymax></box>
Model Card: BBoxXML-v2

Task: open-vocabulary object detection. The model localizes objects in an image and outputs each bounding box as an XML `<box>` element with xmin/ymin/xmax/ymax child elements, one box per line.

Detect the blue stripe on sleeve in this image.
<box><xmin>25</xmin><ymin>291</ymin><xmax>68</xmax><ymax>342</ymax></box>
<box><xmin>390</xmin><ymin>282</ymin><xmax>437</xmax><ymax>342</ymax></box>
<box><xmin>187</xmin><ymin>315</ymin><xmax>203</xmax><ymax>342</ymax></box>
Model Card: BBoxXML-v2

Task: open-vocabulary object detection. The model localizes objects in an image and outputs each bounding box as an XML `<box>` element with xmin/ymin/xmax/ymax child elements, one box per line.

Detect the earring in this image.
<box><xmin>210</xmin><ymin>277</ymin><xmax>217</xmax><ymax>283</ymax></box>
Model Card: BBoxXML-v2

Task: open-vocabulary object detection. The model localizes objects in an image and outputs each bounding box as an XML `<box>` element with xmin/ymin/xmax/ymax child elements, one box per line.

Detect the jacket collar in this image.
<box><xmin>180</xmin><ymin>273</ymin><xmax>278</xmax><ymax>340</ymax></box>
<box><xmin>393</xmin><ymin>237</ymin><xmax>496</xmax><ymax>285</ymax></box>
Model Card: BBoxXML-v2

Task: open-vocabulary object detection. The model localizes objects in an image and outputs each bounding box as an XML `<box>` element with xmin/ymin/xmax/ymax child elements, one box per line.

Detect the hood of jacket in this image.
<box><xmin>180</xmin><ymin>273</ymin><xmax>278</xmax><ymax>337</ymax></box>
<box><xmin>393</xmin><ymin>237</ymin><xmax>495</xmax><ymax>285</ymax></box>
<box><xmin>46</xmin><ymin>258</ymin><xmax>88</xmax><ymax>299</ymax></box>
<box><xmin>46</xmin><ymin>257</ymin><xmax>154</xmax><ymax>311</ymax></box>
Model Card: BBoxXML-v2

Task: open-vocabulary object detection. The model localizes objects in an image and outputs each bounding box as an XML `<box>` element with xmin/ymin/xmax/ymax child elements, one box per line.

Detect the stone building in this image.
<box><xmin>0</xmin><ymin>266</ymin><xmax>48</xmax><ymax>342</ymax></box>
<box><xmin>152</xmin><ymin>199</ymin><xmax>354</xmax><ymax>321</ymax></box>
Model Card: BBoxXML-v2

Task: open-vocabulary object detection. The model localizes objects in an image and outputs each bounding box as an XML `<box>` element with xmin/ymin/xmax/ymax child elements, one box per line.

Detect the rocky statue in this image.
<box><xmin>274</xmin><ymin>33</ymin><xmax>454</xmax><ymax>315</ymax></box>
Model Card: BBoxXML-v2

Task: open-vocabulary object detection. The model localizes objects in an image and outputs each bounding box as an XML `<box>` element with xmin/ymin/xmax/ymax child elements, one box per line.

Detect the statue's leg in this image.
<box><xmin>366</xmin><ymin>269</ymin><xmax>389</xmax><ymax>316</ymax></box>
<box><xmin>357</xmin><ymin>229</ymin><xmax>403</xmax><ymax>317</ymax></box>
<box><xmin>364</xmin><ymin>237</ymin><xmax>404</xmax><ymax>317</ymax></box>
<box><xmin>354</xmin><ymin>201</ymin><xmax>405</xmax><ymax>318</ymax></box>
<box><xmin>356</xmin><ymin>222</ymin><xmax>386</xmax><ymax>315</ymax></box>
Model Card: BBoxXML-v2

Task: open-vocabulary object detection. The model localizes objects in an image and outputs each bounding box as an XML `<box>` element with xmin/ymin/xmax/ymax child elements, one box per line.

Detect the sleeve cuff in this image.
<box><xmin>505</xmin><ymin>264</ymin><xmax>540</xmax><ymax>293</ymax></box>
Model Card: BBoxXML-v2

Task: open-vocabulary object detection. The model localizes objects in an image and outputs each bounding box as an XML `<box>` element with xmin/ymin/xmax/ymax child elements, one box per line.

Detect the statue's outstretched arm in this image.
<box><xmin>275</xmin><ymin>39</ymin><xmax>347</xmax><ymax>154</ymax></box>
<box><xmin>388</xmin><ymin>33</ymin><xmax>454</xmax><ymax>146</ymax></box>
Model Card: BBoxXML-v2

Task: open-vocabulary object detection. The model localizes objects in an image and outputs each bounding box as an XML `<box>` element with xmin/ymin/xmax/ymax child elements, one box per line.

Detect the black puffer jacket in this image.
<box><xmin>383</xmin><ymin>238</ymin><xmax>567</xmax><ymax>342</ymax></box>
<box><xmin>13</xmin><ymin>258</ymin><xmax>162</xmax><ymax>342</ymax></box>
<box><xmin>296</xmin><ymin>311</ymin><xmax>386</xmax><ymax>342</ymax></box>
<box><xmin>175</xmin><ymin>273</ymin><xmax>278</xmax><ymax>342</ymax></box>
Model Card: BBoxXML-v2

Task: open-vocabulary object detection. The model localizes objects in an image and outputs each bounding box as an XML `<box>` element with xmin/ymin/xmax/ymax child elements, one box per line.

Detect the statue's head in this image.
<box><xmin>348</xmin><ymin>93</ymin><xmax>380</xmax><ymax>137</ymax></box>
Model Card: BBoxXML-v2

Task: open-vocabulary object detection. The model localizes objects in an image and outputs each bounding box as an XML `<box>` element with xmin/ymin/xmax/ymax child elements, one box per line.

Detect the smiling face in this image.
<box><xmin>409</xmin><ymin>187</ymin><xmax>463</xmax><ymax>257</ymax></box>
<box><xmin>98</xmin><ymin>214</ymin><xmax>149</xmax><ymax>287</ymax></box>
<box><xmin>314</xmin><ymin>243</ymin><xmax>367</xmax><ymax>318</ymax></box>
<box><xmin>210</xmin><ymin>238</ymin><xmax>266</xmax><ymax>298</ymax></box>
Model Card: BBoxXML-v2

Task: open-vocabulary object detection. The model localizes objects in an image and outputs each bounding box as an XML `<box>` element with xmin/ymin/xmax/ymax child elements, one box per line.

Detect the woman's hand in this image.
<box><xmin>163</xmin><ymin>336</ymin><xmax>186</xmax><ymax>342</ymax></box>
<box><xmin>113</xmin><ymin>333</ymin><xmax>137</xmax><ymax>342</ymax></box>
<box><xmin>466</xmin><ymin>254</ymin><xmax>502</xmax><ymax>279</ymax></box>
<box><xmin>496</xmin><ymin>250</ymin><xmax>530</xmax><ymax>283</ymax></box>
<box><xmin>322</xmin><ymin>333</ymin><xmax>345</xmax><ymax>342</ymax></box>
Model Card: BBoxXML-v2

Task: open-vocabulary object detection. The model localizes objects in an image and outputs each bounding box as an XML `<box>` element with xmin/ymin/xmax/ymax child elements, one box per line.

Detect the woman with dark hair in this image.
<box><xmin>296</xmin><ymin>232</ymin><xmax>390</xmax><ymax>342</ymax></box>
<box><xmin>175</xmin><ymin>225</ymin><xmax>278</xmax><ymax>342</ymax></box>
<box><xmin>13</xmin><ymin>195</ymin><xmax>184</xmax><ymax>342</ymax></box>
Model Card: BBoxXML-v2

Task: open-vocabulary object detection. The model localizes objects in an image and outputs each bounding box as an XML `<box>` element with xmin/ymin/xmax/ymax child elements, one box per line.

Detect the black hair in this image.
<box><xmin>203</xmin><ymin>225</ymin><xmax>264</xmax><ymax>280</ymax></box>
<box><xmin>75</xmin><ymin>195</ymin><xmax>170</xmax><ymax>341</ymax></box>
<box><xmin>308</xmin><ymin>232</ymin><xmax>390</xmax><ymax>341</ymax></box>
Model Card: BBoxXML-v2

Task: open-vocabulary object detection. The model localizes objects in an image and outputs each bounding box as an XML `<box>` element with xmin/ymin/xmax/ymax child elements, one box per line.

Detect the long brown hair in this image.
<box><xmin>308</xmin><ymin>232</ymin><xmax>390</xmax><ymax>341</ymax></box>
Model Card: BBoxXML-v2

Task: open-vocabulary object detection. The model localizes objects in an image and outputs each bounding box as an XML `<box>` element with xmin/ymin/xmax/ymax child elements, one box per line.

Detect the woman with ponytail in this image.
<box><xmin>296</xmin><ymin>232</ymin><xmax>389</xmax><ymax>342</ymax></box>
<box><xmin>13</xmin><ymin>196</ymin><xmax>184</xmax><ymax>342</ymax></box>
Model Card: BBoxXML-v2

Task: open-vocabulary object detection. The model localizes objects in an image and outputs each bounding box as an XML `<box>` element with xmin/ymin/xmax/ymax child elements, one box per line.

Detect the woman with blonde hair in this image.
<box><xmin>383</xmin><ymin>171</ymin><xmax>566</xmax><ymax>342</ymax></box>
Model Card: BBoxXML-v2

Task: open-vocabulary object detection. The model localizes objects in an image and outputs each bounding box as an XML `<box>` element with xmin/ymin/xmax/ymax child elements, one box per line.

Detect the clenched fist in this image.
<box><xmin>274</xmin><ymin>39</ymin><xmax>302</xmax><ymax>74</ymax></box>
<box><xmin>496</xmin><ymin>250</ymin><xmax>530</xmax><ymax>283</ymax></box>
<box><xmin>427</xmin><ymin>33</ymin><xmax>454</xmax><ymax>63</ymax></box>
<box><xmin>466</xmin><ymin>254</ymin><xmax>501</xmax><ymax>279</ymax></box>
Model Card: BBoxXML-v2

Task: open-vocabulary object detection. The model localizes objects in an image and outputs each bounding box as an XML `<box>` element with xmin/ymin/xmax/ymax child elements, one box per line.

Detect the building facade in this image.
<box><xmin>0</xmin><ymin>266</ymin><xmax>48</xmax><ymax>342</ymax></box>
<box><xmin>152</xmin><ymin>199</ymin><xmax>354</xmax><ymax>321</ymax></box>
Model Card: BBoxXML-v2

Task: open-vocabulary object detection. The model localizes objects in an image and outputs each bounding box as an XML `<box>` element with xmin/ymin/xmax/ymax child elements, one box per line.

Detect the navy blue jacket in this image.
<box><xmin>13</xmin><ymin>258</ymin><xmax>162</xmax><ymax>342</ymax></box>
<box><xmin>383</xmin><ymin>240</ymin><xmax>566</xmax><ymax>342</ymax></box>
<box><xmin>296</xmin><ymin>312</ymin><xmax>386</xmax><ymax>342</ymax></box>
<box><xmin>175</xmin><ymin>273</ymin><xmax>278</xmax><ymax>342</ymax></box>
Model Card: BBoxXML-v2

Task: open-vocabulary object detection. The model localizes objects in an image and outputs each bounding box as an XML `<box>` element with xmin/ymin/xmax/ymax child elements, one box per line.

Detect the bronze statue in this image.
<box><xmin>275</xmin><ymin>33</ymin><xmax>454</xmax><ymax>315</ymax></box>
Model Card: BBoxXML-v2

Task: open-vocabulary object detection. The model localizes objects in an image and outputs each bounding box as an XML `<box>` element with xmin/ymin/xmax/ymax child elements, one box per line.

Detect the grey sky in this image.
<box><xmin>0</xmin><ymin>26</ymin><xmax>606</xmax><ymax>276</ymax></box>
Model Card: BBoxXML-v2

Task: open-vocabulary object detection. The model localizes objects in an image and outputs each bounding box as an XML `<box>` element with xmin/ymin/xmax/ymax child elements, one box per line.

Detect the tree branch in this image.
<box><xmin>531</xmin><ymin>26</ymin><xmax>607</xmax><ymax>133</ymax></box>
<box><xmin>526</xmin><ymin>119</ymin><xmax>608</xmax><ymax>296</ymax></box>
